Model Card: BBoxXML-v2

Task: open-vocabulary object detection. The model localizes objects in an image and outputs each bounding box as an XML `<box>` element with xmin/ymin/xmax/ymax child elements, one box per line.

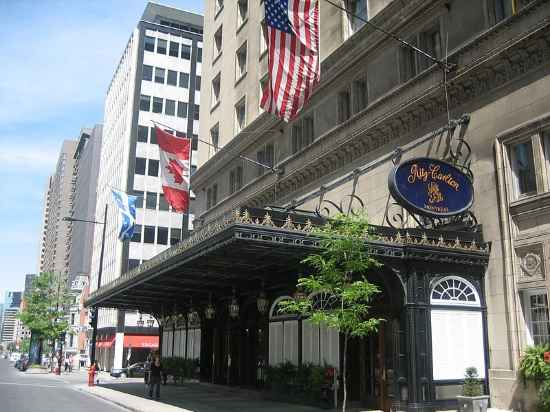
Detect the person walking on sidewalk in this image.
<box><xmin>148</xmin><ymin>356</ymin><xmax>163</xmax><ymax>399</ymax></box>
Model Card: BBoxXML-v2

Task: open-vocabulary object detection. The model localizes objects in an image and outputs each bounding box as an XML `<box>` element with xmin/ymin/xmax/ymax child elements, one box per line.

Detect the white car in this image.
<box><xmin>9</xmin><ymin>353</ymin><xmax>21</xmax><ymax>362</ymax></box>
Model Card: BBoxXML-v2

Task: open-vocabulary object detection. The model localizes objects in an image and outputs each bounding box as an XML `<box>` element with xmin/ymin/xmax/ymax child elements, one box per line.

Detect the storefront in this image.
<box><xmin>86</xmin><ymin>206</ymin><xmax>489</xmax><ymax>411</ymax></box>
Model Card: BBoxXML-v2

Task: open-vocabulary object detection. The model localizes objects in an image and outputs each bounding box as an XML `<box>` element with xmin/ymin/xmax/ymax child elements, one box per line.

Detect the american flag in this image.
<box><xmin>260</xmin><ymin>0</ymin><xmax>320</xmax><ymax>122</ymax></box>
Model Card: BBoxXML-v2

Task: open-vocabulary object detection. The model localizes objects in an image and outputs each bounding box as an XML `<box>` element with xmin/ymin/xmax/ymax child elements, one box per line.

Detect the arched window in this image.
<box><xmin>430</xmin><ymin>276</ymin><xmax>480</xmax><ymax>307</ymax></box>
<box><xmin>269</xmin><ymin>296</ymin><xmax>298</xmax><ymax>366</ymax></box>
<box><xmin>430</xmin><ymin>276</ymin><xmax>485</xmax><ymax>381</ymax></box>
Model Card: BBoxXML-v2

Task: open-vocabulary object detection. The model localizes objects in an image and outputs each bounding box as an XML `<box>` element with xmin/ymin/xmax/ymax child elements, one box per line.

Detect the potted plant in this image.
<box><xmin>457</xmin><ymin>367</ymin><xmax>489</xmax><ymax>412</ymax></box>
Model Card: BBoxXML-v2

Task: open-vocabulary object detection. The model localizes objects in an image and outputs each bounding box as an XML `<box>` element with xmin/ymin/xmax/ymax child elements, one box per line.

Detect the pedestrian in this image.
<box><xmin>144</xmin><ymin>353</ymin><xmax>152</xmax><ymax>385</ymax></box>
<box><xmin>148</xmin><ymin>356</ymin><xmax>162</xmax><ymax>399</ymax></box>
<box><xmin>68</xmin><ymin>355</ymin><xmax>73</xmax><ymax>372</ymax></box>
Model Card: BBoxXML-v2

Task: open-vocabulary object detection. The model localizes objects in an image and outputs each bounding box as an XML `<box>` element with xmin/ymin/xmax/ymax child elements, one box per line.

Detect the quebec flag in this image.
<box><xmin>111</xmin><ymin>189</ymin><xmax>137</xmax><ymax>241</ymax></box>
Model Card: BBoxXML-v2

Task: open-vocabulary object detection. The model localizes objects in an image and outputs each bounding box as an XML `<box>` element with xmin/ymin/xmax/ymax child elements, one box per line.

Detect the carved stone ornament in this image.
<box><xmin>520</xmin><ymin>252</ymin><xmax>542</xmax><ymax>277</ymax></box>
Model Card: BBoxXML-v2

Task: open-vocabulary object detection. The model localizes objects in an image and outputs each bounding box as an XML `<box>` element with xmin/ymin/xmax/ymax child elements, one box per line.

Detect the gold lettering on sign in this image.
<box><xmin>407</xmin><ymin>163</ymin><xmax>460</xmax><ymax>192</ymax></box>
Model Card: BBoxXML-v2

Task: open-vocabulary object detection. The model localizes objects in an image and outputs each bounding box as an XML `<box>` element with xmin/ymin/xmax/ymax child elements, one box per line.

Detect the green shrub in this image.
<box><xmin>463</xmin><ymin>367</ymin><xmax>483</xmax><ymax>397</ymax></box>
<box><xmin>520</xmin><ymin>345</ymin><xmax>550</xmax><ymax>381</ymax></box>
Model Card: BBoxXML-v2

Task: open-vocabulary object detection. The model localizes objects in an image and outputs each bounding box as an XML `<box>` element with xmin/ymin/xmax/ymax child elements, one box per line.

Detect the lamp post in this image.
<box><xmin>63</xmin><ymin>203</ymin><xmax>107</xmax><ymax>366</ymax></box>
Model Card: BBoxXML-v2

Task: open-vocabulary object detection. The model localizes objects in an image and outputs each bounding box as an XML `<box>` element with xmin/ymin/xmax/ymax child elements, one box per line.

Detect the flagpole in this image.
<box><xmin>150</xmin><ymin>120</ymin><xmax>278</xmax><ymax>173</ymax></box>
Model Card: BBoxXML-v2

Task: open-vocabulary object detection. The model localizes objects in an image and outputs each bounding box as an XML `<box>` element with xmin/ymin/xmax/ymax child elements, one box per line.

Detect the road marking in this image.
<box><xmin>0</xmin><ymin>381</ymin><xmax>60</xmax><ymax>388</ymax></box>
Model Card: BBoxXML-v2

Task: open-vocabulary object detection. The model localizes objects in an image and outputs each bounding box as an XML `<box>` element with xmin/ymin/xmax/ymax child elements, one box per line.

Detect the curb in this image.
<box><xmin>73</xmin><ymin>385</ymin><xmax>138</xmax><ymax>412</ymax></box>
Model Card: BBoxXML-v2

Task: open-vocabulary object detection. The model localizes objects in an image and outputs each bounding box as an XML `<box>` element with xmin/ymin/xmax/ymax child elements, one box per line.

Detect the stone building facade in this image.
<box><xmin>194</xmin><ymin>0</ymin><xmax>550</xmax><ymax>409</ymax></box>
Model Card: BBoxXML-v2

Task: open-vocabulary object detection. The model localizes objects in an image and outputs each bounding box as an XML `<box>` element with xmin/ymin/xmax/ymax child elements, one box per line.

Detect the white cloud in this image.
<box><xmin>0</xmin><ymin>142</ymin><xmax>59</xmax><ymax>170</ymax></box>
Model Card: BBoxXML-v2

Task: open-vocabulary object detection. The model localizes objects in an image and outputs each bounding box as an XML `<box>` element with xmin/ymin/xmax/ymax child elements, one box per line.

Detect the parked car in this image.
<box><xmin>1</xmin><ymin>353</ymin><xmax>7</xmax><ymax>359</ymax></box>
<box><xmin>110</xmin><ymin>362</ymin><xmax>146</xmax><ymax>378</ymax></box>
<box><xmin>15</xmin><ymin>356</ymin><xmax>29</xmax><ymax>371</ymax></box>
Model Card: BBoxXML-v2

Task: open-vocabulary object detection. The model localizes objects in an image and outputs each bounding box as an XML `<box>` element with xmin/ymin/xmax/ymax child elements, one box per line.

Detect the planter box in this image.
<box><xmin>456</xmin><ymin>395</ymin><xmax>489</xmax><ymax>412</ymax></box>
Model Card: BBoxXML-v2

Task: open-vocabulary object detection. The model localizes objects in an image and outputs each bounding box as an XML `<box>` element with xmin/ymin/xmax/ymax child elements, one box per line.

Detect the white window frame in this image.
<box><xmin>522</xmin><ymin>288</ymin><xmax>550</xmax><ymax>346</ymax></box>
<box><xmin>235</xmin><ymin>42</ymin><xmax>248</xmax><ymax>83</ymax></box>
<box><xmin>430</xmin><ymin>276</ymin><xmax>481</xmax><ymax>307</ymax></box>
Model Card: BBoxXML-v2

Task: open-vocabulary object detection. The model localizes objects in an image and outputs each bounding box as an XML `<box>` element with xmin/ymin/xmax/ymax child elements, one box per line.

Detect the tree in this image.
<box><xmin>18</xmin><ymin>272</ymin><xmax>72</xmax><ymax>365</ymax></box>
<box><xmin>279</xmin><ymin>212</ymin><xmax>382</xmax><ymax>412</ymax></box>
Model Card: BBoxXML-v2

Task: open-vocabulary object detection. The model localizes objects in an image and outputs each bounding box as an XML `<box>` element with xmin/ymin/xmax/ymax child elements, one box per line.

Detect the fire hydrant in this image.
<box><xmin>88</xmin><ymin>364</ymin><xmax>97</xmax><ymax>387</ymax></box>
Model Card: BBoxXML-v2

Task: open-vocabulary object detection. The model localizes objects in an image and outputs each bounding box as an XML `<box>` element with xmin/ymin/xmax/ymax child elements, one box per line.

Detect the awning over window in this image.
<box><xmin>124</xmin><ymin>335</ymin><xmax>159</xmax><ymax>348</ymax></box>
<box><xmin>97</xmin><ymin>338</ymin><xmax>115</xmax><ymax>348</ymax></box>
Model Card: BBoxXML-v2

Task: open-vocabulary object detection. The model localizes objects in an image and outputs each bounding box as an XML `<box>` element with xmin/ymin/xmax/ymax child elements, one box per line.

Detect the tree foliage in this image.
<box><xmin>278</xmin><ymin>212</ymin><xmax>382</xmax><ymax>411</ymax></box>
<box><xmin>18</xmin><ymin>272</ymin><xmax>72</xmax><ymax>343</ymax></box>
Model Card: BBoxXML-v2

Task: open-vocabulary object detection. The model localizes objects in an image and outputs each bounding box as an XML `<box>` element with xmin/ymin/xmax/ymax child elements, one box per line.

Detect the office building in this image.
<box><xmin>89</xmin><ymin>2</ymin><xmax>203</xmax><ymax>371</ymax></box>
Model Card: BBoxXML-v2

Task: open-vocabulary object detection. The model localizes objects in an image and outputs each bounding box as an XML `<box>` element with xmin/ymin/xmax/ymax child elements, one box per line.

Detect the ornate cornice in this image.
<box><xmin>86</xmin><ymin>209</ymin><xmax>490</xmax><ymax>308</ymax></box>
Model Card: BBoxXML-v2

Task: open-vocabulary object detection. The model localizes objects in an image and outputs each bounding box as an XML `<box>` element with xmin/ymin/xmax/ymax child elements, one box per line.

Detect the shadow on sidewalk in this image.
<box><xmin>98</xmin><ymin>380</ymin><xmax>327</xmax><ymax>412</ymax></box>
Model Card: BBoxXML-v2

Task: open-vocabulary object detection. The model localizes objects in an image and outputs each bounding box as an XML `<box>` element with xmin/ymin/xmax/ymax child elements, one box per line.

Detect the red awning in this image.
<box><xmin>123</xmin><ymin>335</ymin><xmax>159</xmax><ymax>349</ymax></box>
<box><xmin>96</xmin><ymin>338</ymin><xmax>115</xmax><ymax>348</ymax></box>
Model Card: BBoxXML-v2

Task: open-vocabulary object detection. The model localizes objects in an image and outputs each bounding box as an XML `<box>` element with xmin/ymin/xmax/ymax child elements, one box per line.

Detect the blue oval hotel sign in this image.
<box><xmin>388</xmin><ymin>158</ymin><xmax>474</xmax><ymax>218</ymax></box>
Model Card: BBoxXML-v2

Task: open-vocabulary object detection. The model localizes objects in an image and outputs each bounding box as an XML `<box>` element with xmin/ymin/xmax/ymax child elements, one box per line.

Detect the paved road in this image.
<box><xmin>0</xmin><ymin>358</ymin><xmax>125</xmax><ymax>412</ymax></box>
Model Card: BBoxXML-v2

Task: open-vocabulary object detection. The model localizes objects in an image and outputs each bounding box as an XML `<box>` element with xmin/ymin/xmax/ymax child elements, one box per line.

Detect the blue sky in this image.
<box><xmin>0</xmin><ymin>0</ymin><xmax>203</xmax><ymax>304</ymax></box>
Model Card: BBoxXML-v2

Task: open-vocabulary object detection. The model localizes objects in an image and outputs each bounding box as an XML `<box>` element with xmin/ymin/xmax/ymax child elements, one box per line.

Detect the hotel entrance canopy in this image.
<box><xmin>86</xmin><ymin>207</ymin><xmax>489</xmax><ymax>314</ymax></box>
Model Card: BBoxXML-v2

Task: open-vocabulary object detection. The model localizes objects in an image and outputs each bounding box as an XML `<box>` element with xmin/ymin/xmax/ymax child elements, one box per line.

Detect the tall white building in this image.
<box><xmin>90</xmin><ymin>2</ymin><xmax>203</xmax><ymax>371</ymax></box>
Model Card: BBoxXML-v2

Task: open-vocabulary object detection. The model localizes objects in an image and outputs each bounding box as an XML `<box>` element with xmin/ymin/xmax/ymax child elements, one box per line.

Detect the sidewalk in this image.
<box><xmin>75</xmin><ymin>380</ymin><xmax>328</xmax><ymax>412</ymax></box>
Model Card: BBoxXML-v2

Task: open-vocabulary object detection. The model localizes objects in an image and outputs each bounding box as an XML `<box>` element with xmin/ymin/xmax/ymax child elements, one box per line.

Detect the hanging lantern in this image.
<box><xmin>257</xmin><ymin>281</ymin><xmax>269</xmax><ymax>315</ymax></box>
<box><xmin>229</xmin><ymin>287</ymin><xmax>240</xmax><ymax>320</ymax></box>
<box><xmin>137</xmin><ymin>313</ymin><xmax>145</xmax><ymax>328</ymax></box>
<box><xmin>146</xmin><ymin>317</ymin><xmax>155</xmax><ymax>328</ymax></box>
<box><xmin>205</xmin><ymin>293</ymin><xmax>216</xmax><ymax>320</ymax></box>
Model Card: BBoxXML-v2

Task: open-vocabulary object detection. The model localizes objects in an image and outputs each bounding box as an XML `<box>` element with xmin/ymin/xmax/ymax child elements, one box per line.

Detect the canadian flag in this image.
<box><xmin>155</xmin><ymin>127</ymin><xmax>191</xmax><ymax>213</ymax></box>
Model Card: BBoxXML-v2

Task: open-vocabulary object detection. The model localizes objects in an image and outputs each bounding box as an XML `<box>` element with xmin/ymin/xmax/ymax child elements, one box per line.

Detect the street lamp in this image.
<box><xmin>146</xmin><ymin>317</ymin><xmax>155</xmax><ymax>328</ymax></box>
<box><xmin>137</xmin><ymin>314</ymin><xmax>145</xmax><ymax>328</ymax></box>
<box><xmin>63</xmin><ymin>203</ymin><xmax>108</xmax><ymax>366</ymax></box>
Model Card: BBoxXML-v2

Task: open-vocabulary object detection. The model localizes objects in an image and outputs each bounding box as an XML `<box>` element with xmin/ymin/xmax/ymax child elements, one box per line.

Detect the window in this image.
<box><xmin>150</xmin><ymin>127</ymin><xmax>158</xmax><ymax>144</ymax></box>
<box><xmin>154</xmin><ymin>67</ymin><xmax>165</xmax><ymax>84</ymax></box>
<box><xmin>169</xmin><ymin>41</ymin><xmax>179</xmax><ymax>57</ymax></box>
<box><xmin>523</xmin><ymin>290</ymin><xmax>550</xmax><ymax>345</ymax></box>
<box><xmin>159</xmin><ymin>193</ymin><xmax>170</xmax><ymax>211</ymax></box>
<box><xmin>214</xmin><ymin>26</ymin><xmax>223</xmax><ymax>59</ymax></box>
<box><xmin>493</xmin><ymin>0</ymin><xmax>513</xmax><ymax>24</ymax></box>
<box><xmin>134</xmin><ymin>190</ymin><xmax>144</xmax><ymax>208</ymax></box>
<box><xmin>143</xmin><ymin>226</ymin><xmax>155</xmax><ymax>243</ymax></box>
<box><xmin>71</xmin><ymin>313</ymin><xmax>75</xmax><ymax>325</ymax></box>
<box><xmin>181</xmin><ymin>44</ymin><xmax>191</xmax><ymax>60</ymax></box>
<box><xmin>215</xmin><ymin>0</ymin><xmax>224</xmax><ymax>15</ymax></box>
<box><xmin>230</xmin><ymin>165</ymin><xmax>244</xmax><ymax>194</ymax></box>
<box><xmin>346</xmin><ymin>0</ymin><xmax>368</xmax><ymax>34</ymax></box>
<box><xmin>142</xmin><ymin>65</ymin><xmax>153</xmax><ymax>81</ymax></box>
<box><xmin>431</xmin><ymin>277</ymin><xmax>480</xmax><ymax>306</ymax></box>
<box><xmin>128</xmin><ymin>259</ymin><xmax>140</xmax><ymax>270</ymax></box>
<box><xmin>131</xmin><ymin>224</ymin><xmax>142</xmax><ymax>242</ymax></box>
<box><xmin>235</xmin><ymin>42</ymin><xmax>247</xmax><ymax>81</ymax></box>
<box><xmin>170</xmin><ymin>228</ymin><xmax>181</xmax><ymax>245</ymax></box>
<box><xmin>211</xmin><ymin>74</ymin><xmax>221</xmax><ymax>107</ymax></box>
<box><xmin>139</xmin><ymin>95</ymin><xmax>151</xmax><ymax>111</ymax></box>
<box><xmin>337</xmin><ymin>89</ymin><xmax>351</xmax><ymax>123</ymax></box>
<box><xmin>144</xmin><ymin>36</ymin><xmax>155</xmax><ymax>52</ymax></box>
<box><xmin>157</xmin><ymin>227</ymin><xmax>168</xmax><ymax>245</ymax></box>
<box><xmin>210</xmin><ymin>124</ymin><xmax>219</xmax><ymax>154</ymax></box>
<box><xmin>179</xmin><ymin>72</ymin><xmax>190</xmax><ymax>88</ymax></box>
<box><xmin>191</xmin><ymin>165</ymin><xmax>197</xmax><ymax>175</ymax></box>
<box><xmin>146</xmin><ymin>192</ymin><xmax>157</xmax><ymax>209</ymax></box>
<box><xmin>260</xmin><ymin>20</ymin><xmax>268</xmax><ymax>56</ymax></box>
<box><xmin>419</xmin><ymin>25</ymin><xmax>442</xmax><ymax>71</ymax></box>
<box><xmin>510</xmin><ymin>140</ymin><xmax>537</xmax><ymax>196</ymax></box>
<box><xmin>291</xmin><ymin>116</ymin><xmax>314</xmax><ymax>154</ymax></box>
<box><xmin>207</xmin><ymin>188</ymin><xmax>212</xmax><ymax>209</ymax></box>
<box><xmin>137</xmin><ymin>126</ymin><xmax>148</xmax><ymax>143</ymax></box>
<box><xmin>400</xmin><ymin>42</ymin><xmax>417</xmax><ymax>82</ymax></box>
<box><xmin>177</xmin><ymin>101</ymin><xmax>188</xmax><ymax>118</ymax></box>
<box><xmin>257</xmin><ymin>143</ymin><xmax>274</xmax><ymax>176</ymax></box>
<box><xmin>195</xmin><ymin>75</ymin><xmax>201</xmax><ymax>91</ymax></box>
<box><xmin>192</xmin><ymin>134</ymin><xmax>198</xmax><ymax>150</ymax></box>
<box><xmin>157</xmin><ymin>39</ymin><xmax>167</xmax><ymax>54</ymax></box>
<box><xmin>237</xmin><ymin>0</ymin><xmax>248</xmax><ymax>27</ymax></box>
<box><xmin>235</xmin><ymin>98</ymin><xmax>246</xmax><ymax>134</ymax></box>
<box><xmin>352</xmin><ymin>77</ymin><xmax>368</xmax><ymax>113</ymax></box>
<box><xmin>167</xmin><ymin>70</ymin><xmax>178</xmax><ymax>86</ymax></box>
<box><xmin>230</xmin><ymin>171</ymin><xmax>235</xmax><ymax>194</ymax></box>
<box><xmin>212</xmin><ymin>184</ymin><xmax>218</xmax><ymax>205</ymax></box>
<box><xmin>148</xmin><ymin>159</ymin><xmax>159</xmax><ymax>177</ymax></box>
<box><xmin>165</xmin><ymin>99</ymin><xmax>176</xmax><ymax>116</ymax></box>
<box><xmin>197</xmin><ymin>48</ymin><xmax>202</xmax><ymax>63</ymax></box>
<box><xmin>193</xmin><ymin>104</ymin><xmax>200</xmax><ymax>120</ymax></box>
<box><xmin>259</xmin><ymin>76</ymin><xmax>268</xmax><ymax>113</ymax></box>
<box><xmin>152</xmin><ymin>97</ymin><xmax>163</xmax><ymax>113</ymax></box>
<box><xmin>135</xmin><ymin>157</ymin><xmax>146</xmax><ymax>175</ymax></box>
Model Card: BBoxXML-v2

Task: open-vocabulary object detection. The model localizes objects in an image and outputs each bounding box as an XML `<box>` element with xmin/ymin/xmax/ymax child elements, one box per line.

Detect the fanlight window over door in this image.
<box><xmin>430</xmin><ymin>276</ymin><xmax>485</xmax><ymax>381</ymax></box>
<box><xmin>431</xmin><ymin>276</ymin><xmax>480</xmax><ymax>307</ymax></box>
